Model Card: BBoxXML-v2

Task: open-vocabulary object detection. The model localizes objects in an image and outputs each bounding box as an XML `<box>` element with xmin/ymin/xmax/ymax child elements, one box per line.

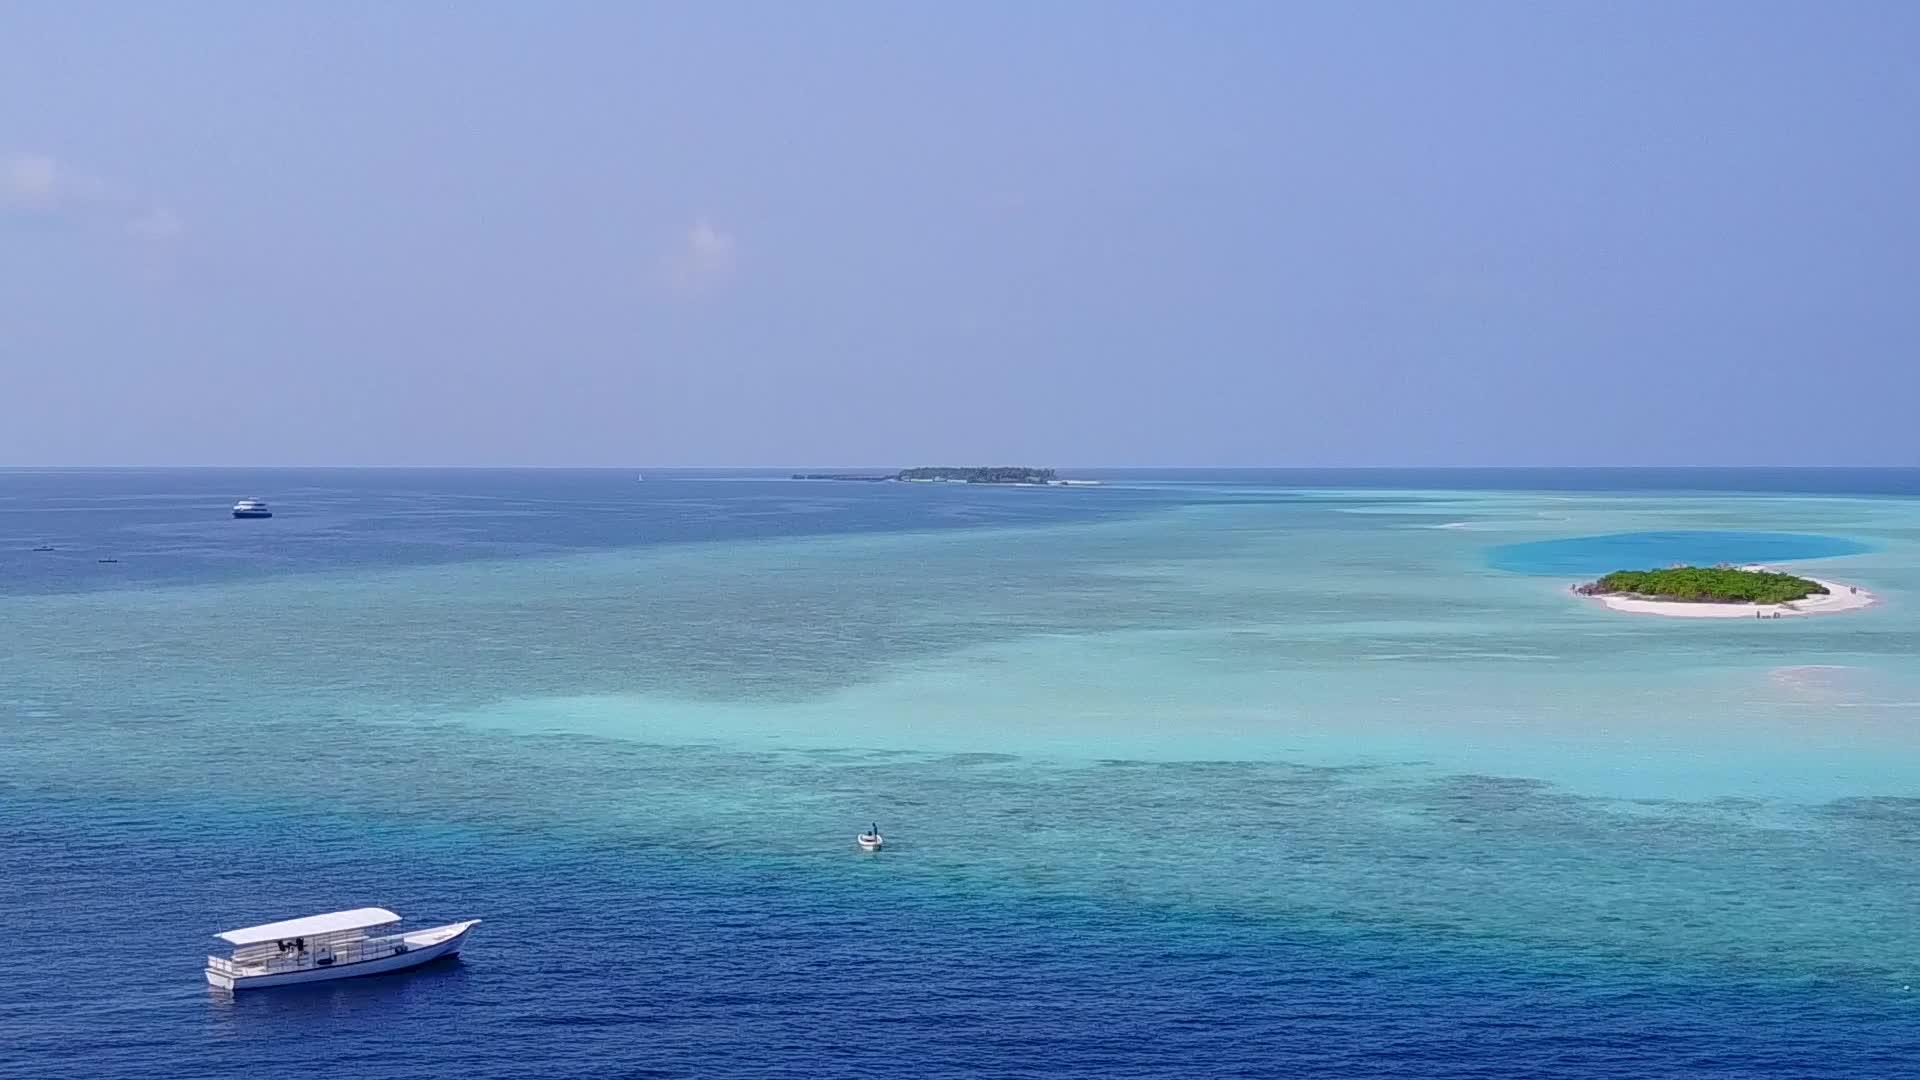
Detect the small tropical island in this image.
<box><xmin>898</xmin><ymin>466</ymin><xmax>1057</xmax><ymax>484</ymax></box>
<box><xmin>1572</xmin><ymin>564</ymin><xmax>1874</xmax><ymax>619</ymax></box>
<box><xmin>1577</xmin><ymin>566</ymin><xmax>1826</xmax><ymax>604</ymax></box>
<box><xmin>792</xmin><ymin>467</ymin><xmax>1100</xmax><ymax>486</ymax></box>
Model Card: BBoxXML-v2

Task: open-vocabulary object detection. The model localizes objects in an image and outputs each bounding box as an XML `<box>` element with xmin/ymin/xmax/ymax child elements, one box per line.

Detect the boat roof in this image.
<box><xmin>216</xmin><ymin>907</ymin><xmax>400</xmax><ymax>945</ymax></box>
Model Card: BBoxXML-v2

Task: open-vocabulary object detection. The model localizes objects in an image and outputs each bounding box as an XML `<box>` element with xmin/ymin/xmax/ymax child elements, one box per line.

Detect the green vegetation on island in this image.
<box><xmin>792</xmin><ymin>466</ymin><xmax>1095</xmax><ymax>486</ymax></box>
<box><xmin>896</xmin><ymin>466</ymin><xmax>1059</xmax><ymax>484</ymax></box>
<box><xmin>1575</xmin><ymin>566</ymin><xmax>1827</xmax><ymax>605</ymax></box>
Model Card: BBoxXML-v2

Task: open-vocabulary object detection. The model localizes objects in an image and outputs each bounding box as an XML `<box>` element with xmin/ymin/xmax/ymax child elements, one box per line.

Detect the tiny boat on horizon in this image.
<box><xmin>205</xmin><ymin>907</ymin><xmax>480</xmax><ymax>991</ymax></box>
<box><xmin>32</xmin><ymin>545</ymin><xmax>55</xmax><ymax>552</ymax></box>
<box><xmin>232</xmin><ymin>498</ymin><xmax>273</xmax><ymax>519</ymax></box>
<box><xmin>857</xmin><ymin>826</ymin><xmax>883</xmax><ymax>851</ymax></box>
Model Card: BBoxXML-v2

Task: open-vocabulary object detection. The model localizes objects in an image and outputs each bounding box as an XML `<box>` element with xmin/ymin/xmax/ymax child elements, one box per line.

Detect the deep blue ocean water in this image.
<box><xmin>1487</xmin><ymin>531</ymin><xmax>1876</xmax><ymax>576</ymax></box>
<box><xmin>11</xmin><ymin>790</ymin><xmax>1916</xmax><ymax>1080</ymax></box>
<box><xmin>5</xmin><ymin>468</ymin><xmax>1920</xmax><ymax>1079</ymax></box>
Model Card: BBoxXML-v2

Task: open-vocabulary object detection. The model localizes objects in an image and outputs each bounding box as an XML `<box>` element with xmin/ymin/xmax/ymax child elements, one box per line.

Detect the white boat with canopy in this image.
<box><xmin>205</xmin><ymin>907</ymin><xmax>480</xmax><ymax>991</ymax></box>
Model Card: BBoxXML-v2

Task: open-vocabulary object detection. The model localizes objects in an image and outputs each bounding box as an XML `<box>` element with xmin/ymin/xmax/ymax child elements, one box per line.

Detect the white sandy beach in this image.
<box><xmin>1584</xmin><ymin>567</ymin><xmax>1877</xmax><ymax>619</ymax></box>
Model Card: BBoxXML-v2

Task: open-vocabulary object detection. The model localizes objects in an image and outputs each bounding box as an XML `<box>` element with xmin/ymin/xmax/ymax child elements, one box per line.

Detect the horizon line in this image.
<box><xmin>2</xmin><ymin>464</ymin><xmax>1917</xmax><ymax>472</ymax></box>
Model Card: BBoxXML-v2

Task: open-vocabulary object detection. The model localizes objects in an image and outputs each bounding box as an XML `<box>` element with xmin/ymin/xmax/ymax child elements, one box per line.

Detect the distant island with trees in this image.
<box><xmin>898</xmin><ymin>466</ymin><xmax>1057</xmax><ymax>484</ymax></box>
<box><xmin>792</xmin><ymin>467</ymin><xmax>1098</xmax><ymax>486</ymax></box>
<box><xmin>1574</xmin><ymin>566</ymin><xmax>1827</xmax><ymax>605</ymax></box>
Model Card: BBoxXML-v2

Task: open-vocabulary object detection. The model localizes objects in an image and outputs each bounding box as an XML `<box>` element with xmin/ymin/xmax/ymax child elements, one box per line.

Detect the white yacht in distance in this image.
<box><xmin>231</xmin><ymin>498</ymin><xmax>273</xmax><ymax>519</ymax></box>
<box><xmin>205</xmin><ymin>907</ymin><xmax>480</xmax><ymax>991</ymax></box>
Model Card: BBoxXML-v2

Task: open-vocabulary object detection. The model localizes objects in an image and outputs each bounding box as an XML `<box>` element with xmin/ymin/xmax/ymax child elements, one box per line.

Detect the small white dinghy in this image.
<box><xmin>205</xmin><ymin>907</ymin><xmax>480</xmax><ymax>991</ymax></box>
<box><xmin>857</xmin><ymin>825</ymin><xmax>884</xmax><ymax>851</ymax></box>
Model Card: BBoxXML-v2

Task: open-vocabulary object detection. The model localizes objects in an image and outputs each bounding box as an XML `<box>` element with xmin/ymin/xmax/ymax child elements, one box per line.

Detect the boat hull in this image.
<box><xmin>207</xmin><ymin>921</ymin><xmax>478</xmax><ymax>991</ymax></box>
<box><xmin>231</xmin><ymin>511</ymin><xmax>273</xmax><ymax>518</ymax></box>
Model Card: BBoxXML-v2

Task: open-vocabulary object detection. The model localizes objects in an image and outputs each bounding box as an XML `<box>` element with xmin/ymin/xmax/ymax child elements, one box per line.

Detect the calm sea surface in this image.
<box><xmin>5</xmin><ymin>468</ymin><xmax>1920</xmax><ymax>1078</ymax></box>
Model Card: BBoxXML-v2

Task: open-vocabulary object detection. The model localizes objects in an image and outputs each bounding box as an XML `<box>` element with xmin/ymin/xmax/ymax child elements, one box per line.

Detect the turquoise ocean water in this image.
<box><xmin>4</xmin><ymin>469</ymin><xmax>1919</xmax><ymax>1077</ymax></box>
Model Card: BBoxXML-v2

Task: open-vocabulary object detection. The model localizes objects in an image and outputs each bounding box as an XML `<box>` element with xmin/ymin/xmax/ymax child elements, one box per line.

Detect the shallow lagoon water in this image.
<box><xmin>4</xmin><ymin>469</ymin><xmax>1920</xmax><ymax>1077</ymax></box>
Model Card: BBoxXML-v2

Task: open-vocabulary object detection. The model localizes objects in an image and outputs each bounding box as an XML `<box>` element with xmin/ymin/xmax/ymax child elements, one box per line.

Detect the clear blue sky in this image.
<box><xmin>2</xmin><ymin>4</ymin><xmax>1915</xmax><ymax>466</ymax></box>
